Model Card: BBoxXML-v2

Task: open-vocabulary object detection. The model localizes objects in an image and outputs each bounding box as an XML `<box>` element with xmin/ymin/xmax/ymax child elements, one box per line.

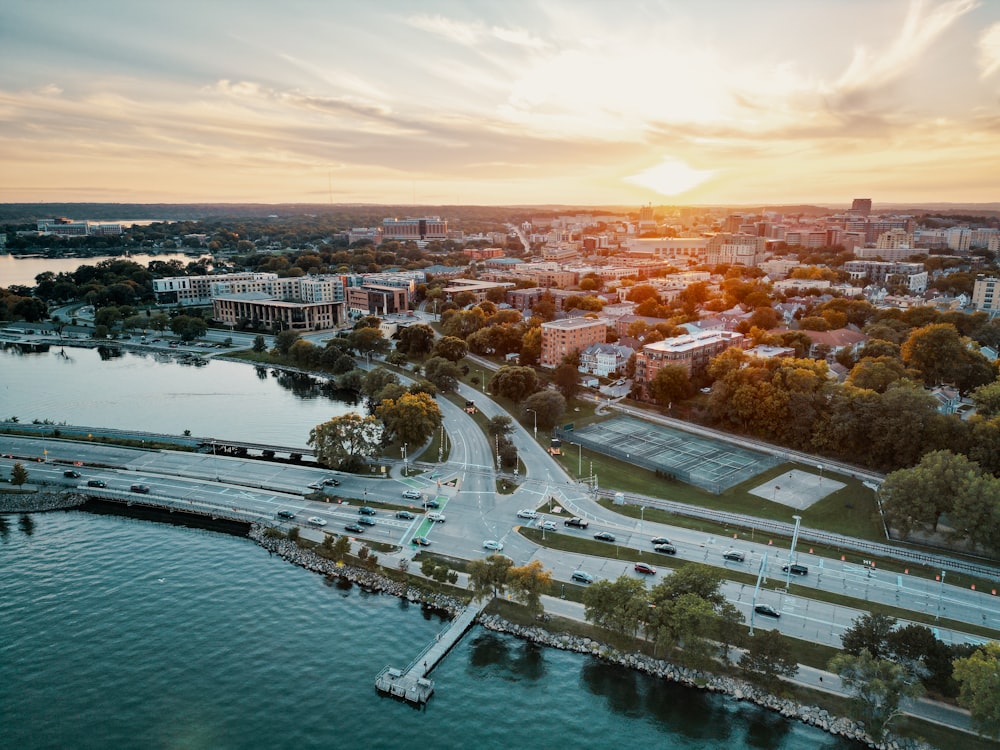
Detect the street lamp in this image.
<box><xmin>402</xmin><ymin>443</ymin><xmax>408</xmax><ymax>476</ymax></box>
<box><xmin>527</xmin><ymin>408</ymin><xmax>537</xmax><ymax>440</ymax></box>
<box><xmin>817</xmin><ymin>464</ymin><xmax>824</xmax><ymax>485</ymax></box>
<box><xmin>785</xmin><ymin>514</ymin><xmax>802</xmax><ymax>590</ymax></box>
<box><xmin>478</xmin><ymin>369</ymin><xmax>486</xmax><ymax>393</ymax></box>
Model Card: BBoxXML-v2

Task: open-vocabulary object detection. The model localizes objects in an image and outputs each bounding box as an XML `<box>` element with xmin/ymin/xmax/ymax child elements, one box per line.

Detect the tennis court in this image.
<box><xmin>559</xmin><ymin>416</ymin><xmax>781</xmax><ymax>494</ymax></box>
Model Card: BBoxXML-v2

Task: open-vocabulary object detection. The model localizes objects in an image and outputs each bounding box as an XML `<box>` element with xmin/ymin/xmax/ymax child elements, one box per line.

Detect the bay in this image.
<box><xmin>0</xmin><ymin>511</ymin><xmax>860</xmax><ymax>750</ymax></box>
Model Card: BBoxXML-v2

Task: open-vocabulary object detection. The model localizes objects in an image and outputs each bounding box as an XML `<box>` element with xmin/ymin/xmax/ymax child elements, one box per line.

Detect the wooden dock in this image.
<box><xmin>375</xmin><ymin>597</ymin><xmax>489</xmax><ymax>705</ymax></box>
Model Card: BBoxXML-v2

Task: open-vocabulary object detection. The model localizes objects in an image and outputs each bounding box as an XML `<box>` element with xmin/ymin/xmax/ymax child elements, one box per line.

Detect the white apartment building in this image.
<box><xmin>972</xmin><ymin>275</ymin><xmax>1000</xmax><ymax>314</ymax></box>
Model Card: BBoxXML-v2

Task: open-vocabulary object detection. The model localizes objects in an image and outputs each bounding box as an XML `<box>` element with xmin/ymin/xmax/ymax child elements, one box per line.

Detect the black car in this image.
<box><xmin>130</xmin><ymin>483</ymin><xmax>150</xmax><ymax>494</ymax></box>
<box><xmin>563</xmin><ymin>517</ymin><xmax>589</xmax><ymax>528</ymax></box>
<box><xmin>422</xmin><ymin>499</ymin><xmax>440</xmax><ymax>509</ymax></box>
<box><xmin>571</xmin><ymin>570</ymin><xmax>594</xmax><ymax>584</ymax></box>
<box><xmin>650</xmin><ymin>536</ymin><xmax>671</xmax><ymax>545</ymax></box>
<box><xmin>358</xmin><ymin>506</ymin><xmax>377</xmax><ymax>516</ymax></box>
<box><xmin>754</xmin><ymin>604</ymin><xmax>781</xmax><ymax>618</ymax></box>
<box><xmin>357</xmin><ymin>516</ymin><xmax>376</xmax><ymax>526</ymax></box>
<box><xmin>86</xmin><ymin>479</ymin><xmax>107</xmax><ymax>488</ymax></box>
<box><xmin>411</xmin><ymin>536</ymin><xmax>431</xmax><ymax>546</ymax></box>
<box><xmin>395</xmin><ymin>510</ymin><xmax>415</xmax><ymax>520</ymax></box>
<box><xmin>782</xmin><ymin>563</ymin><xmax>809</xmax><ymax>576</ymax></box>
<box><xmin>593</xmin><ymin>531</ymin><xmax>616</xmax><ymax>542</ymax></box>
<box><xmin>344</xmin><ymin>523</ymin><xmax>365</xmax><ymax>534</ymax></box>
<box><xmin>723</xmin><ymin>550</ymin><xmax>746</xmax><ymax>562</ymax></box>
<box><xmin>324</xmin><ymin>477</ymin><xmax>341</xmax><ymax>486</ymax></box>
<box><xmin>64</xmin><ymin>469</ymin><xmax>81</xmax><ymax>478</ymax></box>
<box><xmin>654</xmin><ymin>543</ymin><xmax>677</xmax><ymax>555</ymax></box>
<box><xmin>276</xmin><ymin>509</ymin><xmax>297</xmax><ymax>519</ymax></box>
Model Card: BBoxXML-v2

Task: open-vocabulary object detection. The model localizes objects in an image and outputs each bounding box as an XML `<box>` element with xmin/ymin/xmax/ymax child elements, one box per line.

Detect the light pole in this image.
<box><xmin>527</xmin><ymin>408</ymin><xmax>537</xmax><ymax>441</ymax></box>
<box><xmin>578</xmin><ymin>441</ymin><xmax>582</xmax><ymax>477</ymax></box>
<box><xmin>478</xmin><ymin>369</ymin><xmax>485</xmax><ymax>393</ymax></box>
<box><xmin>785</xmin><ymin>514</ymin><xmax>802</xmax><ymax>590</ymax></box>
<box><xmin>817</xmin><ymin>464</ymin><xmax>824</xmax><ymax>485</ymax></box>
<box><xmin>402</xmin><ymin>443</ymin><xmax>408</xmax><ymax>476</ymax></box>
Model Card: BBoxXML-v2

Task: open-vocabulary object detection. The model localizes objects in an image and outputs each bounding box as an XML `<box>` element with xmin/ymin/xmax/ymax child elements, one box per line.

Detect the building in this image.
<box><xmin>972</xmin><ymin>275</ymin><xmax>1000</xmax><ymax>315</ymax></box>
<box><xmin>441</xmin><ymin>279</ymin><xmax>513</xmax><ymax>303</ymax></box>
<box><xmin>540</xmin><ymin>317</ymin><xmax>606</xmax><ymax>368</ymax></box>
<box><xmin>850</xmin><ymin>198</ymin><xmax>872</xmax><ymax>216</ymax></box>
<box><xmin>843</xmin><ymin>261</ymin><xmax>927</xmax><ymax>293</ymax></box>
<box><xmin>706</xmin><ymin>233</ymin><xmax>768</xmax><ymax>265</ymax></box>
<box><xmin>634</xmin><ymin>331</ymin><xmax>746</xmax><ymax>395</ymax></box>
<box><xmin>153</xmin><ymin>272</ymin><xmax>277</xmax><ymax>306</ymax></box>
<box><xmin>347</xmin><ymin>284</ymin><xmax>409</xmax><ymax>317</ymax></box>
<box><xmin>212</xmin><ymin>293</ymin><xmax>344</xmax><ymax>331</ymax></box>
<box><xmin>381</xmin><ymin>217</ymin><xmax>448</xmax><ymax>241</ymax></box>
<box><xmin>578</xmin><ymin>342</ymin><xmax>634</xmax><ymax>378</ymax></box>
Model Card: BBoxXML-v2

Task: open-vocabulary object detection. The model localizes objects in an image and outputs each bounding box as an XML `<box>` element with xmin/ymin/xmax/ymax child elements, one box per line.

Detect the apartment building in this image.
<box><xmin>381</xmin><ymin>217</ymin><xmax>448</xmax><ymax>241</ymax></box>
<box><xmin>634</xmin><ymin>330</ymin><xmax>746</xmax><ymax>396</ymax></box>
<box><xmin>843</xmin><ymin>261</ymin><xmax>928</xmax><ymax>293</ymax></box>
<box><xmin>972</xmin><ymin>275</ymin><xmax>1000</xmax><ymax>314</ymax></box>
<box><xmin>540</xmin><ymin>317</ymin><xmax>607</xmax><ymax>368</ymax></box>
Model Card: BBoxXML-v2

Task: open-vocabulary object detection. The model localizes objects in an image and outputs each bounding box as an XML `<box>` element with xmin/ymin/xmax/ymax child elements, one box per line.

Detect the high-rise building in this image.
<box><xmin>540</xmin><ymin>318</ymin><xmax>606</xmax><ymax>368</ymax></box>
<box><xmin>850</xmin><ymin>198</ymin><xmax>872</xmax><ymax>216</ymax></box>
<box><xmin>381</xmin><ymin>217</ymin><xmax>448</xmax><ymax>241</ymax></box>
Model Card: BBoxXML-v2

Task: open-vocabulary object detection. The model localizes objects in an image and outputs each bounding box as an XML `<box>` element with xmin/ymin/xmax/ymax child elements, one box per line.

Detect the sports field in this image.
<box><xmin>564</xmin><ymin>416</ymin><xmax>782</xmax><ymax>494</ymax></box>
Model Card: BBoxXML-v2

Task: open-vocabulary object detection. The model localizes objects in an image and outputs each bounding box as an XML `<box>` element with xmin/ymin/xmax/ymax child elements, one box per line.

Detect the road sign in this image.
<box><xmin>562</xmin><ymin>423</ymin><xmax>574</xmax><ymax>431</ymax></box>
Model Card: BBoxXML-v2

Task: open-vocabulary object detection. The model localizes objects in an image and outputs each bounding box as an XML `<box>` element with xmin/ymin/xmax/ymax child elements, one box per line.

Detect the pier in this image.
<box><xmin>375</xmin><ymin>597</ymin><xmax>490</xmax><ymax>705</ymax></box>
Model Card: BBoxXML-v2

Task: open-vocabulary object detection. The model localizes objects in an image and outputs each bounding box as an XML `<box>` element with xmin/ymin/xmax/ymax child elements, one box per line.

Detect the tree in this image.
<box><xmin>252</xmin><ymin>335</ymin><xmax>267</xmax><ymax>353</ymax></box>
<box><xmin>739</xmin><ymin>629</ymin><xmax>799</xmax><ymax>685</ymax></box>
<box><xmin>846</xmin><ymin>357</ymin><xmax>914</xmax><ymax>394</ymax></box>
<box><xmin>830</xmin><ymin>650</ymin><xmax>924</xmax><ymax>741</ymax></box>
<box><xmin>489</xmin><ymin>366</ymin><xmax>540</xmax><ymax>403</ymax></box>
<box><xmin>649</xmin><ymin>365</ymin><xmax>692</xmax><ymax>407</ymax></box>
<box><xmin>519</xmin><ymin>326</ymin><xmax>542</xmax><ymax>366</ymax></box>
<box><xmin>361</xmin><ymin>367</ymin><xmax>400</xmax><ymax>400</ymax></box>
<box><xmin>582</xmin><ymin>575</ymin><xmax>649</xmax><ymax>637</ymax></box>
<box><xmin>840</xmin><ymin>613</ymin><xmax>897</xmax><ymax>660</ymax></box>
<box><xmin>376</xmin><ymin>392</ymin><xmax>443</xmax><ymax>446</ymax></box>
<box><xmin>467</xmin><ymin>554</ymin><xmax>514</xmax><ymax>600</ymax></box>
<box><xmin>10</xmin><ymin>462</ymin><xmax>28</xmax><ymax>487</ymax></box>
<box><xmin>432</xmin><ymin>336</ymin><xmax>469</xmax><ymax>362</ymax></box>
<box><xmin>422</xmin><ymin>356</ymin><xmax>462</xmax><ymax>392</ymax></box>
<box><xmin>522</xmin><ymin>390</ymin><xmax>566</xmax><ymax>431</ymax></box>
<box><xmin>949</xmin><ymin>472</ymin><xmax>1000</xmax><ymax>553</ymax></box>
<box><xmin>971</xmin><ymin>380</ymin><xmax>1000</xmax><ymax>418</ymax></box>
<box><xmin>953</xmin><ymin>641</ymin><xmax>1000</xmax><ymax>739</ymax></box>
<box><xmin>348</xmin><ymin>326</ymin><xmax>389</xmax><ymax>357</ymax></box>
<box><xmin>507</xmin><ymin>560</ymin><xmax>552</xmax><ymax>614</ymax></box>
<box><xmin>552</xmin><ymin>362</ymin><xmax>580</xmax><ymax>401</ymax></box>
<box><xmin>879</xmin><ymin>451</ymin><xmax>980</xmax><ymax>535</ymax></box>
<box><xmin>309</xmin><ymin>413</ymin><xmax>382</xmax><ymax>471</ymax></box>
<box><xmin>486</xmin><ymin>415</ymin><xmax>514</xmax><ymax>438</ymax></box>
<box><xmin>274</xmin><ymin>330</ymin><xmax>301</xmax><ymax>356</ymax></box>
<box><xmin>396</xmin><ymin>324</ymin><xmax>435</xmax><ymax>356</ymax></box>
<box><xmin>886</xmin><ymin>623</ymin><xmax>956</xmax><ymax>697</ymax></box>
<box><xmin>901</xmin><ymin>323</ymin><xmax>998</xmax><ymax>393</ymax></box>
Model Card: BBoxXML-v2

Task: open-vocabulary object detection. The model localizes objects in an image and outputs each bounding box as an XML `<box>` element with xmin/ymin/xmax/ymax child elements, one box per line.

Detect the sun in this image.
<box><xmin>625</xmin><ymin>157</ymin><xmax>716</xmax><ymax>197</ymax></box>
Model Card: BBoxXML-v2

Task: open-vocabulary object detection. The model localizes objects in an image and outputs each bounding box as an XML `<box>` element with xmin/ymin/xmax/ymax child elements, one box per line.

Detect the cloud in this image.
<box><xmin>832</xmin><ymin>0</ymin><xmax>978</xmax><ymax>105</ymax></box>
<box><xmin>980</xmin><ymin>22</ymin><xmax>1000</xmax><ymax>77</ymax></box>
<box><xmin>624</xmin><ymin>157</ymin><xmax>716</xmax><ymax>197</ymax></box>
<box><xmin>405</xmin><ymin>14</ymin><xmax>548</xmax><ymax>50</ymax></box>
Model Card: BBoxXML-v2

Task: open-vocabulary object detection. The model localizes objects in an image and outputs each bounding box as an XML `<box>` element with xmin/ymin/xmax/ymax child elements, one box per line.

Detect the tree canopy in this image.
<box><xmin>308</xmin><ymin>413</ymin><xmax>382</xmax><ymax>471</ymax></box>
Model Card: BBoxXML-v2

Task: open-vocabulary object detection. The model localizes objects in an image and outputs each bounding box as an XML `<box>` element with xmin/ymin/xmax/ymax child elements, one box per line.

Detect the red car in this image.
<box><xmin>634</xmin><ymin>562</ymin><xmax>657</xmax><ymax>575</ymax></box>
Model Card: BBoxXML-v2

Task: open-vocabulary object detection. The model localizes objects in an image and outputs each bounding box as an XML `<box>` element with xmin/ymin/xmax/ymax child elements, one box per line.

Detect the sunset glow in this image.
<box><xmin>1</xmin><ymin>0</ymin><xmax>999</xmax><ymax>206</ymax></box>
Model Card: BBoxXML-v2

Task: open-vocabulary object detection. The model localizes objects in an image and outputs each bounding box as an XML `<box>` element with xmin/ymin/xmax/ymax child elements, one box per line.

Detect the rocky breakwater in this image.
<box><xmin>0</xmin><ymin>489</ymin><xmax>86</xmax><ymax>513</ymax></box>
<box><xmin>478</xmin><ymin>614</ymin><xmax>935</xmax><ymax>750</ymax></box>
<box><xmin>248</xmin><ymin>524</ymin><xmax>464</xmax><ymax>617</ymax></box>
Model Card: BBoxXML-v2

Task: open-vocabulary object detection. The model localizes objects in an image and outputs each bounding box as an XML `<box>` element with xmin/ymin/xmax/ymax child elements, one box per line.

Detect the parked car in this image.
<box><xmin>307</xmin><ymin>516</ymin><xmax>327</xmax><ymax>527</ymax></box>
<box><xmin>571</xmin><ymin>570</ymin><xmax>594</xmax><ymax>584</ymax></box>
<box><xmin>634</xmin><ymin>562</ymin><xmax>657</xmax><ymax>575</ymax></box>
<box><xmin>593</xmin><ymin>531</ymin><xmax>616</xmax><ymax>542</ymax></box>
<box><xmin>344</xmin><ymin>523</ymin><xmax>365</xmax><ymax>534</ymax></box>
<box><xmin>427</xmin><ymin>512</ymin><xmax>446</xmax><ymax>523</ymax></box>
<box><xmin>754</xmin><ymin>604</ymin><xmax>781</xmax><ymax>618</ymax></box>
<box><xmin>276</xmin><ymin>509</ymin><xmax>297</xmax><ymax>519</ymax></box>
<box><xmin>483</xmin><ymin>540</ymin><xmax>504</xmax><ymax>551</ymax></box>
<box><xmin>723</xmin><ymin>550</ymin><xmax>746</xmax><ymax>562</ymax></box>
<box><xmin>402</xmin><ymin>489</ymin><xmax>422</xmax><ymax>500</ymax></box>
<box><xmin>654</xmin><ymin>543</ymin><xmax>677</xmax><ymax>555</ymax></box>
<box><xmin>538</xmin><ymin>520</ymin><xmax>557</xmax><ymax>532</ymax></box>
<box><xmin>358</xmin><ymin>506</ymin><xmax>377</xmax><ymax>516</ymax></box>
<box><xmin>357</xmin><ymin>516</ymin><xmax>376</xmax><ymax>526</ymax></box>
<box><xmin>516</xmin><ymin>509</ymin><xmax>538</xmax><ymax>519</ymax></box>
<box><xmin>395</xmin><ymin>510</ymin><xmax>415</xmax><ymax>520</ymax></box>
<box><xmin>130</xmin><ymin>483</ymin><xmax>150</xmax><ymax>494</ymax></box>
<box><xmin>563</xmin><ymin>517</ymin><xmax>589</xmax><ymax>528</ymax></box>
<box><xmin>86</xmin><ymin>479</ymin><xmax>107</xmax><ymax>488</ymax></box>
<box><xmin>411</xmin><ymin>536</ymin><xmax>431</xmax><ymax>546</ymax></box>
<box><xmin>782</xmin><ymin>563</ymin><xmax>809</xmax><ymax>576</ymax></box>
<box><xmin>63</xmin><ymin>469</ymin><xmax>81</xmax><ymax>478</ymax></box>
<box><xmin>650</xmin><ymin>537</ymin><xmax>671</xmax><ymax>545</ymax></box>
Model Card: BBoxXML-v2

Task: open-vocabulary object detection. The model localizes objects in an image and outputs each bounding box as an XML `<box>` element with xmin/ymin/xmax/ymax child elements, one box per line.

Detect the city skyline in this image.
<box><xmin>2</xmin><ymin>0</ymin><xmax>999</xmax><ymax>207</ymax></box>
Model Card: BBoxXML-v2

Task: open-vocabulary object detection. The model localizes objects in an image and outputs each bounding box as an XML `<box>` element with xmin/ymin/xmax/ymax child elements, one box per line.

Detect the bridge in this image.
<box><xmin>374</xmin><ymin>596</ymin><xmax>491</xmax><ymax>705</ymax></box>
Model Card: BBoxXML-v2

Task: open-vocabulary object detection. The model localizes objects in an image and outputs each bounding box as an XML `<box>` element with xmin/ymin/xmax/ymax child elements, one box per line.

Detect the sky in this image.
<box><xmin>2</xmin><ymin>0</ymin><xmax>999</xmax><ymax>207</ymax></box>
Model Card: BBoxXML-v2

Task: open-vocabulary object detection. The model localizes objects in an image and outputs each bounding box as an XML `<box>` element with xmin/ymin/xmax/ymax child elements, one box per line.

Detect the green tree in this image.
<box><xmin>489</xmin><ymin>366</ymin><xmax>540</xmax><ymax>403</ymax></box>
<box><xmin>901</xmin><ymin>323</ymin><xmax>998</xmax><ymax>393</ymax></box>
<box><xmin>308</xmin><ymin>413</ymin><xmax>382</xmax><ymax>471</ymax></box>
<box><xmin>649</xmin><ymin>364</ymin><xmax>692</xmax><ymax>407</ymax></box>
<box><xmin>422</xmin><ymin>356</ymin><xmax>462</xmax><ymax>392</ymax></box>
<box><xmin>830</xmin><ymin>650</ymin><xmax>924</xmax><ymax>741</ymax></box>
<box><xmin>170</xmin><ymin>314</ymin><xmax>207</xmax><ymax>342</ymax></box>
<box><xmin>880</xmin><ymin>451</ymin><xmax>979</xmax><ymax>535</ymax></box>
<box><xmin>432</xmin><ymin>336</ymin><xmax>469</xmax><ymax>362</ymax></box>
<box><xmin>582</xmin><ymin>575</ymin><xmax>648</xmax><ymax>637</ymax></box>
<box><xmin>846</xmin><ymin>357</ymin><xmax>914</xmax><ymax>394</ymax></box>
<box><xmin>840</xmin><ymin>613</ymin><xmax>897</xmax><ymax>660</ymax></box>
<box><xmin>361</xmin><ymin>367</ymin><xmax>400</xmax><ymax>400</ymax></box>
<box><xmin>953</xmin><ymin>641</ymin><xmax>1000</xmax><ymax>739</ymax></box>
<box><xmin>507</xmin><ymin>560</ymin><xmax>552</xmax><ymax>615</ymax></box>
<box><xmin>396</xmin><ymin>324</ymin><xmax>435</xmax><ymax>356</ymax></box>
<box><xmin>552</xmin><ymin>362</ymin><xmax>580</xmax><ymax>401</ymax></box>
<box><xmin>348</xmin><ymin>327</ymin><xmax>389</xmax><ymax>357</ymax></box>
<box><xmin>376</xmin><ymin>392</ymin><xmax>443</xmax><ymax>446</ymax></box>
<box><xmin>467</xmin><ymin>554</ymin><xmax>514</xmax><ymax>599</ymax></box>
<box><xmin>252</xmin><ymin>335</ymin><xmax>267</xmax><ymax>353</ymax></box>
<box><xmin>274</xmin><ymin>330</ymin><xmax>301</xmax><ymax>356</ymax></box>
<box><xmin>971</xmin><ymin>380</ymin><xmax>1000</xmax><ymax>418</ymax></box>
<box><xmin>519</xmin><ymin>326</ymin><xmax>542</xmax><ymax>366</ymax></box>
<box><xmin>486</xmin><ymin>415</ymin><xmax>514</xmax><ymax>438</ymax></box>
<box><xmin>522</xmin><ymin>390</ymin><xmax>567</xmax><ymax>431</ymax></box>
<box><xmin>10</xmin><ymin>462</ymin><xmax>29</xmax><ymax>486</ymax></box>
<box><xmin>739</xmin><ymin>629</ymin><xmax>799</xmax><ymax>686</ymax></box>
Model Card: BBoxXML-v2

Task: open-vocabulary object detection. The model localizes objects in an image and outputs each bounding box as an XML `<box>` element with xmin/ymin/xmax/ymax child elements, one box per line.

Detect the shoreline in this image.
<box><xmin>247</xmin><ymin>523</ymin><xmax>933</xmax><ymax>750</ymax></box>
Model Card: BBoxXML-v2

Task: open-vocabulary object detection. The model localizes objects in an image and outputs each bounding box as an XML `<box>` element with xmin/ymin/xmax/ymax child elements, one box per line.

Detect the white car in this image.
<box><xmin>538</xmin><ymin>521</ymin><xmax>557</xmax><ymax>532</ymax></box>
<box><xmin>402</xmin><ymin>489</ymin><xmax>422</xmax><ymax>500</ymax></box>
<box><xmin>483</xmin><ymin>539</ymin><xmax>504</xmax><ymax>551</ymax></box>
<box><xmin>427</xmin><ymin>512</ymin><xmax>446</xmax><ymax>523</ymax></box>
<box><xmin>516</xmin><ymin>509</ymin><xmax>538</xmax><ymax>520</ymax></box>
<box><xmin>307</xmin><ymin>516</ymin><xmax>327</xmax><ymax>527</ymax></box>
